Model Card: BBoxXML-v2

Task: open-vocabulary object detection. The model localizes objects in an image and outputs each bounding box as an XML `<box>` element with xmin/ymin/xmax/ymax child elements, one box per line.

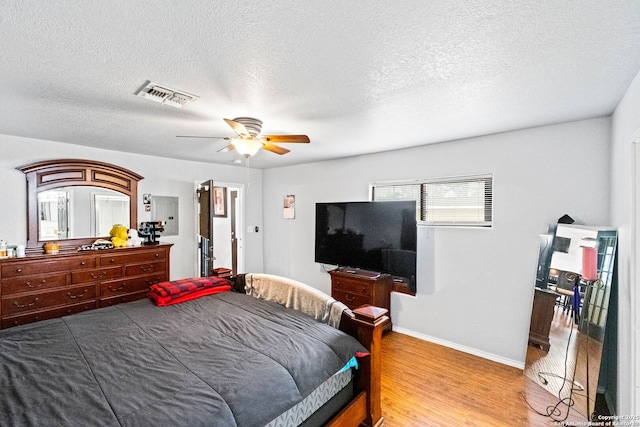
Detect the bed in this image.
<box><xmin>0</xmin><ymin>273</ymin><xmax>388</xmax><ymax>427</ymax></box>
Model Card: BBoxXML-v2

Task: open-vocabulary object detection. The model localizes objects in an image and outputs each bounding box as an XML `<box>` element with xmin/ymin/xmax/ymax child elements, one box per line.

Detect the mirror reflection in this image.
<box><xmin>38</xmin><ymin>186</ymin><xmax>130</xmax><ymax>240</ymax></box>
<box><xmin>525</xmin><ymin>224</ymin><xmax>617</xmax><ymax>421</ymax></box>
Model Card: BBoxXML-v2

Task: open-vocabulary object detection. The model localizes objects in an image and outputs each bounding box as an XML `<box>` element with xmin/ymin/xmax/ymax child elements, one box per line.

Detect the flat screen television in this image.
<box><xmin>315</xmin><ymin>201</ymin><xmax>417</xmax><ymax>291</ymax></box>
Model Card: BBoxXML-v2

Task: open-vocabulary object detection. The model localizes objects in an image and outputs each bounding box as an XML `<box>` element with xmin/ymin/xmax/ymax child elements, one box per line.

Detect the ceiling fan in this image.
<box><xmin>177</xmin><ymin>117</ymin><xmax>310</xmax><ymax>157</ymax></box>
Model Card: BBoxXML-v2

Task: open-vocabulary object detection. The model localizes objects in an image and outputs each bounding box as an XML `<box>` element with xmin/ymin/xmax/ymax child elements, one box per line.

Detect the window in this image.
<box><xmin>371</xmin><ymin>174</ymin><xmax>493</xmax><ymax>227</ymax></box>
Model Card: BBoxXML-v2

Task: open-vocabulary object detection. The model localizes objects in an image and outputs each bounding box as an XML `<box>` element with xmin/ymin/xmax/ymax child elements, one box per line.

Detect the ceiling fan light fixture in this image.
<box><xmin>232</xmin><ymin>117</ymin><xmax>263</xmax><ymax>136</ymax></box>
<box><xmin>179</xmin><ymin>116</ymin><xmax>309</xmax><ymax>158</ymax></box>
<box><xmin>233</xmin><ymin>139</ymin><xmax>262</xmax><ymax>157</ymax></box>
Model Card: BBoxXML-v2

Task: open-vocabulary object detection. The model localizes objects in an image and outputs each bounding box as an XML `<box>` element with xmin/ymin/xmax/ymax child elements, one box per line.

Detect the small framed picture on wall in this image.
<box><xmin>283</xmin><ymin>194</ymin><xmax>295</xmax><ymax>219</ymax></box>
<box><xmin>213</xmin><ymin>186</ymin><xmax>227</xmax><ymax>217</ymax></box>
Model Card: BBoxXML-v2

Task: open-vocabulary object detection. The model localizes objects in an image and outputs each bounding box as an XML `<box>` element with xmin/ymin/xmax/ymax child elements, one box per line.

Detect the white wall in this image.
<box><xmin>0</xmin><ymin>134</ymin><xmax>264</xmax><ymax>279</ymax></box>
<box><xmin>262</xmin><ymin>117</ymin><xmax>611</xmax><ymax>367</ymax></box>
<box><xmin>611</xmin><ymin>68</ymin><xmax>640</xmax><ymax>416</ymax></box>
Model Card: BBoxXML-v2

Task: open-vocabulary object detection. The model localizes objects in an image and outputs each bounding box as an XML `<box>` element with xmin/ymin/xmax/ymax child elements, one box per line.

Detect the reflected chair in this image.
<box><xmin>553</xmin><ymin>270</ymin><xmax>581</xmax><ymax>322</ymax></box>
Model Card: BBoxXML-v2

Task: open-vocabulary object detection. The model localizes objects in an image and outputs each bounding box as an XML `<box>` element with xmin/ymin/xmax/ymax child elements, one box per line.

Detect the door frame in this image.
<box><xmin>197</xmin><ymin>180</ymin><xmax>215</xmax><ymax>277</ymax></box>
<box><xmin>631</xmin><ymin>136</ymin><xmax>640</xmax><ymax>416</ymax></box>
<box><xmin>194</xmin><ymin>181</ymin><xmax>245</xmax><ymax>277</ymax></box>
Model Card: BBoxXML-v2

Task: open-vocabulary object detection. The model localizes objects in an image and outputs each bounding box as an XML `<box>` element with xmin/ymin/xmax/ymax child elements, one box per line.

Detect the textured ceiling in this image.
<box><xmin>2</xmin><ymin>1</ymin><xmax>640</xmax><ymax>169</ymax></box>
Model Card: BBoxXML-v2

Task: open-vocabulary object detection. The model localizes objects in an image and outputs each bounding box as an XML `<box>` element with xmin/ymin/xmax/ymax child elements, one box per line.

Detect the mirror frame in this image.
<box><xmin>525</xmin><ymin>223</ymin><xmax>618</xmax><ymax>420</ymax></box>
<box><xmin>18</xmin><ymin>159</ymin><xmax>143</xmax><ymax>254</ymax></box>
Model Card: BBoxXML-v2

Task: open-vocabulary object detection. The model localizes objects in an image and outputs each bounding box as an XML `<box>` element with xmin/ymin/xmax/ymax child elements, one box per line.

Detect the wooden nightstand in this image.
<box><xmin>329</xmin><ymin>268</ymin><xmax>392</xmax><ymax>331</ymax></box>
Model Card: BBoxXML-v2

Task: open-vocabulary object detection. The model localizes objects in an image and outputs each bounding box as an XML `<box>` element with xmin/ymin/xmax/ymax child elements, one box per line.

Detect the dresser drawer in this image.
<box><xmin>71</xmin><ymin>266</ymin><xmax>122</xmax><ymax>284</ymax></box>
<box><xmin>1</xmin><ymin>273</ymin><xmax>67</xmax><ymax>295</ymax></box>
<box><xmin>99</xmin><ymin>291</ymin><xmax>148</xmax><ymax>308</ymax></box>
<box><xmin>2</xmin><ymin>284</ymin><xmax>97</xmax><ymax>316</ymax></box>
<box><xmin>99</xmin><ymin>249</ymin><xmax>167</xmax><ymax>266</ymax></box>
<box><xmin>332</xmin><ymin>278</ymin><xmax>372</xmax><ymax>297</ymax></box>
<box><xmin>1</xmin><ymin>301</ymin><xmax>96</xmax><ymax>328</ymax></box>
<box><xmin>1</xmin><ymin>256</ymin><xmax>95</xmax><ymax>278</ymax></box>
<box><xmin>124</xmin><ymin>261</ymin><xmax>166</xmax><ymax>277</ymax></box>
<box><xmin>331</xmin><ymin>289</ymin><xmax>371</xmax><ymax>310</ymax></box>
<box><xmin>100</xmin><ymin>273</ymin><xmax>164</xmax><ymax>297</ymax></box>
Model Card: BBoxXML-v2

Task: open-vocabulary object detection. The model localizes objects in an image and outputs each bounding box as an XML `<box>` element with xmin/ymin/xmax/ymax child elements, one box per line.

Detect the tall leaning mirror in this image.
<box><xmin>525</xmin><ymin>224</ymin><xmax>617</xmax><ymax>421</ymax></box>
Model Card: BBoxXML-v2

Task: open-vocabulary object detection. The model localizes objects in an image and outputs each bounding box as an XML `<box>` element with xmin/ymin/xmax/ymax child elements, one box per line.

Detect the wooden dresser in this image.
<box><xmin>0</xmin><ymin>244</ymin><xmax>171</xmax><ymax>329</ymax></box>
<box><xmin>329</xmin><ymin>268</ymin><xmax>393</xmax><ymax>331</ymax></box>
<box><xmin>527</xmin><ymin>287</ymin><xmax>558</xmax><ymax>351</ymax></box>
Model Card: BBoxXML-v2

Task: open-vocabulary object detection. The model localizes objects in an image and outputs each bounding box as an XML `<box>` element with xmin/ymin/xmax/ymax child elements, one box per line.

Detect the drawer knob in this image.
<box><xmin>109</xmin><ymin>258</ymin><xmax>115</xmax><ymax>263</ymax></box>
<box><xmin>67</xmin><ymin>290</ymin><xmax>88</xmax><ymax>299</ymax></box>
<box><xmin>155</xmin><ymin>253</ymin><xmax>159</xmax><ymax>257</ymax></box>
<box><xmin>14</xmin><ymin>298</ymin><xmax>38</xmax><ymax>308</ymax></box>
<box><xmin>16</xmin><ymin>268</ymin><xmax>22</xmax><ymax>273</ymax></box>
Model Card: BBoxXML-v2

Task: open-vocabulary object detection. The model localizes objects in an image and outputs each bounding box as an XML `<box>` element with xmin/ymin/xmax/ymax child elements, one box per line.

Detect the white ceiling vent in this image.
<box><xmin>135</xmin><ymin>81</ymin><xmax>199</xmax><ymax>108</ymax></box>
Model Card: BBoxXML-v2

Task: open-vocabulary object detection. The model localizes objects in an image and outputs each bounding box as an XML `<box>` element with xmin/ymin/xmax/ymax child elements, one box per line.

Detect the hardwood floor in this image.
<box><xmin>379</xmin><ymin>332</ymin><xmax>587</xmax><ymax>426</ymax></box>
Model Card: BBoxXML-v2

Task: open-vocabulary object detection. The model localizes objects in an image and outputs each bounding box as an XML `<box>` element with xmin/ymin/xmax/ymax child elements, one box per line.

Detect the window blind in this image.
<box><xmin>371</xmin><ymin>174</ymin><xmax>493</xmax><ymax>227</ymax></box>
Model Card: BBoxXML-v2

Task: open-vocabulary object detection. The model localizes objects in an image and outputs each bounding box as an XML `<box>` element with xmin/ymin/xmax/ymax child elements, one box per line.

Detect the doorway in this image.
<box><xmin>196</xmin><ymin>181</ymin><xmax>243</xmax><ymax>277</ymax></box>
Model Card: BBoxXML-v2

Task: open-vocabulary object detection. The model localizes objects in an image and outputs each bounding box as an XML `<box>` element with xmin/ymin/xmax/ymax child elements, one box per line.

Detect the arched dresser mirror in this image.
<box><xmin>18</xmin><ymin>159</ymin><xmax>143</xmax><ymax>254</ymax></box>
<box><xmin>525</xmin><ymin>223</ymin><xmax>617</xmax><ymax>421</ymax></box>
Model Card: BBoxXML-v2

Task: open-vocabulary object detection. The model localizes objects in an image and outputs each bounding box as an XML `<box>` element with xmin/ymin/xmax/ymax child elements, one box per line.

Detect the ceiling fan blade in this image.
<box><xmin>261</xmin><ymin>134</ymin><xmax>310</xmax><ymax>143</ymax></box>
<box><xmin>176</xmin><ymin>135</ymin><xmax>231</xmax><ymax>140</ymax></box>
<box><xmin>262</xmin><ymin>142</ymin><xmax>290</xmax><ymax>155</ymax></box>
<box><xmin>223</xmin><ymin>118</ymin><xmax>252</xmax><ymax>138</ymax></box>
<box><xmin>217</xmin><ymin>144</ymin><xmax>235</xmax><ymax>153</ymax></box>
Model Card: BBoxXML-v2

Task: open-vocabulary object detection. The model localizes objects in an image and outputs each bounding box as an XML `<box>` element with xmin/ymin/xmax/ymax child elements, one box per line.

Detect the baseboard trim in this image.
<box><xmin>392</xmin><ymin>326</ymin><xmax>525</xmax><ymax>370</ymax></box>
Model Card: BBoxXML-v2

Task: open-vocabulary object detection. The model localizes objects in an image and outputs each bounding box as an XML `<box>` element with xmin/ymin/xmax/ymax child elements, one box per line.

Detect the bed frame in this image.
<box><xmin>328</xmin><ymin>305</ymin><xmax>389</xmax><ymax>427</ymax></box>
<box><xmin>240</xmin><ymin>272</ymin><xmax>389</xmax><ymax>427</ymax></box>
<box><xmin>1</xmin><ymin>263</ymin><xmax>388</xmax><ymax>426</ymax></box>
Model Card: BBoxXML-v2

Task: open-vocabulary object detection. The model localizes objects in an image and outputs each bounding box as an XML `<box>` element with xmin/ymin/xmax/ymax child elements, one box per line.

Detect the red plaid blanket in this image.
<box><xmin>149</xmin><ymin>276</ymin><xmax>232</xmax><ymax>306</ymax></box>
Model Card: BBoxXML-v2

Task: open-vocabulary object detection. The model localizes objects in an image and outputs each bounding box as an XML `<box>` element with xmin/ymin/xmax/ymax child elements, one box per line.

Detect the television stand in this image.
<box><xmin>341</xmin><ymin>267</ymin><xmax>381</xmax><ymax>278</ymax></box>
<box><xmin>330</xmin><ymin>268</ymin><xmax>392</xmax><ymax>332</ymax></box>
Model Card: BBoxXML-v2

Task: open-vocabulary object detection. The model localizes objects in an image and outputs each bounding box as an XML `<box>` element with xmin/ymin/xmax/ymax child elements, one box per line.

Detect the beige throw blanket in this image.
<box><xmin>245</xmin><ymin>273</ymin><xmax>347</xmax><ymax>329</ymax></box>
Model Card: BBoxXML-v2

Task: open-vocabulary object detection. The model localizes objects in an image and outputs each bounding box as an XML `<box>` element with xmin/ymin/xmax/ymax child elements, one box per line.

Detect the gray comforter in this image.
<box><xmin>0</xmin><ymin>291</ymin><xmax>366</xmax><ymax>427</ymax></box>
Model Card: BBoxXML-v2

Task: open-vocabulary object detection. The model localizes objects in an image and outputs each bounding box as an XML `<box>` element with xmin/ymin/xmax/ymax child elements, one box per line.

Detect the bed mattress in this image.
<box><xmin>0</xmin><ymin>291</ymin><xmax>366</xmax><ymax>426</ymax></box>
